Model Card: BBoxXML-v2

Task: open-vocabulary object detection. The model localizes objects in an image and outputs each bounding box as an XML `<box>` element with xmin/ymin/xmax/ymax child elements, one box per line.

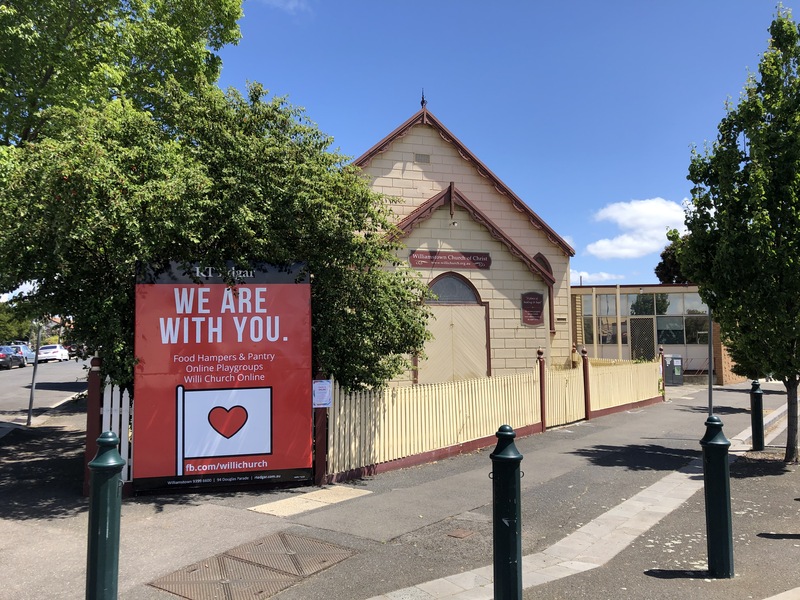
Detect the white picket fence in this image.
<box><xmin>100</xmin><ymin>380</ymin><xmax>133</xmax><ymax>482</ymax></box>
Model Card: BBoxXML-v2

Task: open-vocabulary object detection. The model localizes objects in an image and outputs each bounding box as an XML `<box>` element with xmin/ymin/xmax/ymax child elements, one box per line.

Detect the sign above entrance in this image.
<box><xmin>409</xmin><ymin>250</ymin><xmax>491</xmax><ymax>270</ymax></box>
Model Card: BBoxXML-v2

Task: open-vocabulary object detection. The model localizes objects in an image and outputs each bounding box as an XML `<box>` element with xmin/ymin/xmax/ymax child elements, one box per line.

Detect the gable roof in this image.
<box><xmin>355</xmin><ymin>107</ymin><xmax>575</xmax><ymax>258</ymax></box>
<box><xmin>393</xmin><ymin>183</ymin><xmax>556</xmax><ymax>286</ymax></box>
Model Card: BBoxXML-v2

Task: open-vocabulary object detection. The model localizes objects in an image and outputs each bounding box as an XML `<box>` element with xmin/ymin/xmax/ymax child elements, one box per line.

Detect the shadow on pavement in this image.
<box><xmin>128</xmin><ymin>479</ymin><xmax>310</xmax><ymax>514</ymax></box>
<box><xmin>717</xmin><ymin>386</ymin><xmax>786</xmax><ymax>396</ymax></box>
<box><xmin>730</xmin><ymin>453</ymin><xmax>792</xmax><ymax>479</ymax></box>
<box><xmin>0</xmin><ymin>424</ymin><xmax>88</xmax><ymax>520</ymax></box>
<box><xmin>570</xmin><ymin>444</ymin><xmax>699</xmax><ymax>471</ymax></box>
<box><xmin>23</xmin><ymin>381</ymin><xmax>88</xmax><ymax>393</ymax></box>
<box><xmin>679</xmin><ymin>405</ymin><xmax>750</xmax><ymax>416</ymax></box>
<box><xmin>644</xmin><ymin>569</ymin><xmax>710</xmax><ymax>579</ymax></box>
<box><xmin>0</xmin><ymin>396</ymin><xmax>88</xmax><ymax>422</ymax></box>
<box><xmin>758</xmin><ymin>533</ymin><xmax>800</xmax><ymax>540</ymax></box>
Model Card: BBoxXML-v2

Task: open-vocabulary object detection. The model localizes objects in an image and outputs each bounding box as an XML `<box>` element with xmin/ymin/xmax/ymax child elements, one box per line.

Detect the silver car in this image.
<box><xmin>10</xmin><ymin>344</ymin><xmax>35</xmax><ymax>365</ymax></box>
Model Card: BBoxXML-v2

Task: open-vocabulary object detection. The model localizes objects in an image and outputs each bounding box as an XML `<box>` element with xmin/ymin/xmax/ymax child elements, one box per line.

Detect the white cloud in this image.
<box><xmin>257</xmin><ymin>0</ymin><xmax>311</xmax><ymax>13</ymax></box>
<box><xmin>570</xmin><ymin>269</ymin><xmax>625</xmax><ymax>285</ymax></box>
<box><xmin>586</xmin><ymin>197</ymin><xmax>687</xmax><ymax>260</ymax></box>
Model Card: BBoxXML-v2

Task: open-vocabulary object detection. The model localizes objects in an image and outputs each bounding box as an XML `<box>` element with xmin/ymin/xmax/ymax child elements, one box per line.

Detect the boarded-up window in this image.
<box><xmin>418</xmin><ymin>274</ymin><xmax>488</xmax><ymax>383</ymax></box>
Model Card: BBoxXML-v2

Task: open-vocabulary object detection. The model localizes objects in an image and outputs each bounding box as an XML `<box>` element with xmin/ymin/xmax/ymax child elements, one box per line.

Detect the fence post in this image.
<box><xmin>313</xmin><ymin>407</ymin><xmax>328</xmax><ymax>485</ymax></box>
<box><xmin>659</xmin><ymin>345</ymin><xmax>666</xmax><ymax>401</ymax></box>
<box><xmin>490</xmin><ymin>425</ymin><xmax>523</xmax><ymax>600</ymax></box>
<box><xmin>537</xmin><ymin>348</ymin><xmax>547</xmax><ymax>432</ymax></box>
<box><xmin>86</xmin><ymin>431</ymin><xmax>125</xmax><ymax>600</ymax></box>
<box><xmin>83</xmin><ymin>355</ymin><xmax>103</xmax><ymax>497</ymax></box>
<box><xmin>581</xmin><ymin>348</ymin><xmax>591</xmax><ymax>420</ymax></box>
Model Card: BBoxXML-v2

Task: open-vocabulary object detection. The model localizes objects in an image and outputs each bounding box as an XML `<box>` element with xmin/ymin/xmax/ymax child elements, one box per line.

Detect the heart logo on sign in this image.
<box><xmin>208</xmin><ymin>406</ymin><xmax>248</xmax><ymax>439</ymax></box>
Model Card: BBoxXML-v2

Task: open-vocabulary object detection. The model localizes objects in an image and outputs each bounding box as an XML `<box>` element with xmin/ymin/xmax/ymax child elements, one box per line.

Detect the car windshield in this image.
<box><xmin>40</xmin><ymin>345</ymin><xmax>56</xmax><ymax>350</ymax></box>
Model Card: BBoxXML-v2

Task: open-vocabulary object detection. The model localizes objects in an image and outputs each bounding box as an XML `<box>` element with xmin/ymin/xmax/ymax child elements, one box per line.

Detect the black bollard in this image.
<box><xmin>700</xmin><ymin>415</ymin><xmax>734</xmax><ymax>578</ymax></box>
<box><xmin>750</xmin><ymin>380</ymin><xmax>764</xmax><ymax>451</ymax></box>
<box><xmin>490</xmin><ymin>425</ymin><xmax>523</xmax><ymax>600</ymax></box>
<box><xmin>86</xmin><ymin>431</ymin><xmax>126</xmax><ymax>600</ymax></box>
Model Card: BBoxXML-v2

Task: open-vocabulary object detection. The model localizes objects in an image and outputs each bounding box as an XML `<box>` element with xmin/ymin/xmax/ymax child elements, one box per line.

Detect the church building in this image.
<box><xmin>353</xmin><ymin>101</ymin><xmax>575</xmax><ymax>384</ymax></box>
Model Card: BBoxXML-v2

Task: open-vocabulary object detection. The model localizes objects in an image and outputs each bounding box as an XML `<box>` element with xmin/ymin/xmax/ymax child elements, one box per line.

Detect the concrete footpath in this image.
<box><xmin>1</xmin><ymin>381</ymin><xmax>800</xmax><ymax>600</ymax></box>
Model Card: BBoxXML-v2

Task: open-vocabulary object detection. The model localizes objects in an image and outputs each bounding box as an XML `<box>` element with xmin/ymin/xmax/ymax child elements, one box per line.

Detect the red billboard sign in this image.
<box><xmin>133</xmin><ymin>263</ymin><xmax>312</xmax><ymax>491</ymax></box>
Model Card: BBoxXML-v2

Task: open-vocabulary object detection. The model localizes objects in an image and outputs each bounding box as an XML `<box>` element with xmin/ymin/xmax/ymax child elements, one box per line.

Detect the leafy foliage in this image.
<box><xmin>0</xmin><ymin>85</ymin><xmax>431</xmax><ymax>389</ymax></box>
<box><xmin>0</xmin><ymin>0</ymin><xmax>242</xmax><ymax>144</ymax></box>
<box><xmin>0</xmin><ymin>301</ymin><xmax>31</xmax><ymax>342</ymax></box>
<box><xmin>0</xmin><ymin>0</ymin><xmax>430</xmax><ymax>391</ymax></box>
<box><xmin>654</xmin><ymin>236</ymin><xmax>689</xmax><ymax>284</ymax></box>
<box><xmin>0</xmin><ymin>100</ymin><xmax>211</xmax><ymax>383</ymax></box>
<box><xmin>678</xmin><ymin>8</ymin><xmax>800</xmax><ymax>461</ymax></box>
<box><xmin>165</xmin><ymin>83</ymin><xmax>431</xmax><ymax>388</ymax></box>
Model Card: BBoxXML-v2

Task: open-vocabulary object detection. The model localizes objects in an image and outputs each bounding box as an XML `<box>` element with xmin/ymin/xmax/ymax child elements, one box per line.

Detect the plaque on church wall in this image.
<box><xmin>409</xmin><ymin>250</ymin><xmax>491</xmax><ymax>270</ymax></box>
<box><xmin>521</xmin><ymin>292</ymin><xmax>544</xmax><ymax>326</ymax></box>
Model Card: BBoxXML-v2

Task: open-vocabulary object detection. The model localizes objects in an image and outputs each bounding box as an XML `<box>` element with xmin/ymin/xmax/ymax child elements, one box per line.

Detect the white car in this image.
<box><xmin>37</xmin><ymin>344</ymin><xmax>70</xmax><ymax>362</ymax></box>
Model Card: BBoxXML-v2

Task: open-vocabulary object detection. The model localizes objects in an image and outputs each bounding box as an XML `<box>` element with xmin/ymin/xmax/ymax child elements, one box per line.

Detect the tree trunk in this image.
<box><xmin>784</xmin><ymin>378</ymin><xmax>799</xmax><ymax>463</ymax></box>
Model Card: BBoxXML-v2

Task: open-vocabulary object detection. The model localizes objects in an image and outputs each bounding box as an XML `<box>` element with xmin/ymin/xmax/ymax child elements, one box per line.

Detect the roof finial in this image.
<box><xmin>421</xmin><ymin>88</ymin><xmax>427</xmax><ymax>109</ymax></box>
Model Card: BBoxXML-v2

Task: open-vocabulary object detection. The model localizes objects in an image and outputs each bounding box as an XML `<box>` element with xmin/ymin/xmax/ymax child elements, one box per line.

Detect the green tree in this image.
<box><xmin>0</xmin><ymin>0</ymin><xmax>430</xmax><ymax>390</ymax></box>
<box><xmin>165</xmin><ymin>82</ymin><xmax>431</xmax><ymax>388</ymax></box>
<box><xmin>0</xmin><ymin>0</ymin><xmax>242</xmax><ymax>144</ymax></box>
<box><xmin>0</xmin><ymin>85</ymin><xmax>430</xmax><ymax>389</ymax></box>
<box><xmin>678</xmin><ymin>8</ymin><xmax>800</xmax><ymax>462</ymax></box>
<box><xmin>0</xmin><ymin>301</ymin><xmax>31</xmax><ymax>342</ymax></box>
<box><xmin>654</xmin><ymin>236</ymin><xmax>689</xmax><ymax>284</ymax></box>
<box><xmin>0</xmin><ymin>99</ymin><xmax>212</xmax><ymax>383</ymax></box>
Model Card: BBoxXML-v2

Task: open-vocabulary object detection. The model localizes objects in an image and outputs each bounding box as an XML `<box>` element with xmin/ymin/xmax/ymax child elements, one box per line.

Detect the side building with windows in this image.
<box><xmin>354</xmin><ymin>103</ymin><xmax>575</xmax><ymax>384</ymax></box>
<box><xmin>571</xmin><ymin>284</ymin><xmax>746</xmax><ymax>385</ymax></box>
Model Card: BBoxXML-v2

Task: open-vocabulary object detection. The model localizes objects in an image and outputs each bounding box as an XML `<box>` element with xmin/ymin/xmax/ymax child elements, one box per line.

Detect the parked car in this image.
<box><xmin>10</xmin><ymin>344</ymin><xmax>35</xmax><ymax>365</ymax></box>
<box><xmin>0</xmin><ymin>345</ymin><xmax>26</xmax><ymax>369</ymax></box>
<box><xmin>37</xmin><ymin>344</ymin><xmax>70</xmax><ymax>362</ymax></box>
<box><xmin>64</xmin><ymin>343</ymin><xmax>86</xmax><ymax>358</ymax></box>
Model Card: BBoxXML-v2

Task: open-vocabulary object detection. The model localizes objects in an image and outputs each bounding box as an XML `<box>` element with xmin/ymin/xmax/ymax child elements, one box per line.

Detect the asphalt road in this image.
<box><xmin>0</xmin><ymin>358</ymin><xmax>89</xmax><ymax>421</ymax></box>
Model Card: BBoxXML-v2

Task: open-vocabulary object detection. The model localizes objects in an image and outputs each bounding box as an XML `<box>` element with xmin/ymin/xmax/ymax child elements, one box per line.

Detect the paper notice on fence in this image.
<box><xmin>312</xmin><ymin>379</ymin><xmax>332</xmax><ymax>408</ymax></box>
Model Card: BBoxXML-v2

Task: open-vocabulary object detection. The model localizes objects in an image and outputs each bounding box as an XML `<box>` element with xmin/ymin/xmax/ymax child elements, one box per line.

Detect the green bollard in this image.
<box><xmin>86</xmin><ymin>431</ymin><xmax>126</xmax><ymax>600</ymax></box>
<box><xmin>750</xmin><ymin>380</ymin><xmax>764</xmax><ymax>451</ymax></box>
<box><xmin>700</xmin><ymin>415</ymin><xmax>734</xmax><ymax>578</ymax></box>
<box><xmin>490</xmin><ymin>425</ymin><xmax>523</xmax><ymax>600</ymax></box>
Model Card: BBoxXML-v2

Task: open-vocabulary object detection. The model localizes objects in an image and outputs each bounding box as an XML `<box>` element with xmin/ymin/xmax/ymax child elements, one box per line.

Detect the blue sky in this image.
<box><xmin>215</xmin><ymin>1</ymin><xmax>786</xmax><ymax>285</ymax></box>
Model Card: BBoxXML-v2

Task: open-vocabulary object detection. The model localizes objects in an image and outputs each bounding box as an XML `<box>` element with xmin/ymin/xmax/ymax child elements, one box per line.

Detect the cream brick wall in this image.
<box><xmin>398</xmin><ymin>206</ymin><xmax>561</xmax><ymax>378</ymax></box>
<box><xmin>363</xmin><ymin>122</ymin><xmax>573</xmax><ymax>369</ymax></box>
<box><xmin>363</xmin><ymin>126</ymin><xmax>568</xmax><ymax>254</ymax></box>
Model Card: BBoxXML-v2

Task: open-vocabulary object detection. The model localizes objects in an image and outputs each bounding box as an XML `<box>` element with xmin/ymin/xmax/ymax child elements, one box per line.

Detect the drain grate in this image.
<box><xmin>149</xmin><ymin>533</ymin><xmax>355</xmax><ymax>600</ymax></box>
<box><xmin>227</xmin><ymin>532</ymin><xmax>355</xmax><ymax>577</ymax></box>
<box><xmin>149</xmin><ymin>555</ymin><xmax>297</xmax><ymax>599</ymax></box>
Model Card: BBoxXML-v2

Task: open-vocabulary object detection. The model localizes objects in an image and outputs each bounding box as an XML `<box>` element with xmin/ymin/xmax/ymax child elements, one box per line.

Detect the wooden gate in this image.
<box><xmin>544</xmin><ymin>365</ymin><xmax>586</xmax><ymax>427</ymax></box>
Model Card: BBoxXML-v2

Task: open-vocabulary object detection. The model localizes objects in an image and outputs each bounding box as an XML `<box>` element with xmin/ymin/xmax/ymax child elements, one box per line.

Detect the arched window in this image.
<box><xmin>428</xmin><ymin>273</ymin><xmax>481</xmax><ymax>304</ymax></box>
<box><xmin>534</xmin><ymin>253</ymin><xmax>553</xmax><ymax>275</ymax></box>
